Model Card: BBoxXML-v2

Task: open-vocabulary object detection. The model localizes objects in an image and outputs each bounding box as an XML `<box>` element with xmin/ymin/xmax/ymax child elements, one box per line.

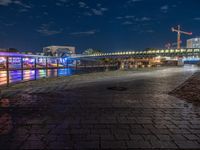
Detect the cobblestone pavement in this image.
<box><xmin>1</xmin><ymin>66</ymin><xmax>200</xmax><ymax>149</ymax></box>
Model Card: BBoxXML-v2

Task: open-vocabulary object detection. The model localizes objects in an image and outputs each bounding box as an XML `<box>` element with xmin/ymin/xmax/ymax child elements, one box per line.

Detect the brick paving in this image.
<box><xmin>1</xmin><ymin>66</ymin><xmax>200</xmax><ymax>149</ymax></box>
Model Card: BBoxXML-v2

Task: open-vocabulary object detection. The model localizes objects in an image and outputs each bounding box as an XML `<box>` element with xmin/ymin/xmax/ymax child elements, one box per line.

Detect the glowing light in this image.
<box><xmin>0</xmin><ymin>57</ymin><xmax>6</xmax><ymax>62</ymax></box>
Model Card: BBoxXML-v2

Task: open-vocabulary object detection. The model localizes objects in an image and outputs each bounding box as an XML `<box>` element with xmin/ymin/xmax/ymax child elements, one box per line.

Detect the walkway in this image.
<box><xmin>1</xmin><ymin>66</ymin><xmax>200</xmax><ymax>149</ymax></box>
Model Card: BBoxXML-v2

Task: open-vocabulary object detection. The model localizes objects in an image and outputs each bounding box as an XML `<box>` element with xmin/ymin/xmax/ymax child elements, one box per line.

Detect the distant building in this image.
<box><xmin>0</xmin><ymin>48</ymin><xmax>7</xmax><ymax>52</ymax></box>
<box><xmin>187</xmin><ymin>38</ymin><xmax>200</xmax><ymax>48</ymax></box>
<box><xmin>0</xmin><ymin>48</ymin><xmax>19</xmax><ymax>52</ymax></box>
<box><xmin>21</xmin><ymin>52</ymin><xmax>34</xmax><ymax>55</ymax></box>
<box><xmin>43</xmin><ymin>46</ymin><xmax>76</xmax><ymax>57</ymax></box>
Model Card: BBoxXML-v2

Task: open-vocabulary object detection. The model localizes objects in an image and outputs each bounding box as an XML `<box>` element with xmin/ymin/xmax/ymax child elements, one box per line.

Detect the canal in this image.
<box><xmin>0</xmin><ymin>52</ymin><xmax>119</xmax><ymax>86</ymax></box>
<box><xmin>0</xmin><ymin>66</ymin><xmax>118</xmax><ymax>86</ymax></box>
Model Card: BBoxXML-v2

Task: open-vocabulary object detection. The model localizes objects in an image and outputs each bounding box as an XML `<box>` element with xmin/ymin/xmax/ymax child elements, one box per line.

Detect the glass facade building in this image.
<box><xmin>187</xmin><ymin>38</ymin><xmax>200</xmax><ymax>48</ymax></box>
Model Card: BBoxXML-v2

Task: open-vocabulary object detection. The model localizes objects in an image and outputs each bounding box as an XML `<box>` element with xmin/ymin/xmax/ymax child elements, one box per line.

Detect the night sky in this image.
<box><xmin>0</xmin><ymin>0</ymin><xmax>200</xmax><ymax>53</ymax></box>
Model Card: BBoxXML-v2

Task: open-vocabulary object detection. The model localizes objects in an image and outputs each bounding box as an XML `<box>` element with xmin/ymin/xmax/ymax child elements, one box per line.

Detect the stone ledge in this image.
<box><xmin>170</xmin><ymin>71</ymin><xmax>200</xmax><ymax>103</ymax></box>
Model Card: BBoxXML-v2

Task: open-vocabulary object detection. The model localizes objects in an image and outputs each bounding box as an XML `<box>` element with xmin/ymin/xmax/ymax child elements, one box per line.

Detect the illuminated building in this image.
<box><xmin>187</xmin><ymin>38</ymin><xmax>200</xmax><ymax>48</ymax></box>
<box><xmin>43</xmin><ymin>46</ymin><xmax>76</xmax><ymax>57</ymax></box>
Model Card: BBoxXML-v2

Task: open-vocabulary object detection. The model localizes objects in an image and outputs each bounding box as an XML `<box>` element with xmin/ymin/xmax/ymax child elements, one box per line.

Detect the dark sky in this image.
<box><xmin>0</xmin><ymin>0</ymin><xmax>200</xmax><ymax>53</ymax></box>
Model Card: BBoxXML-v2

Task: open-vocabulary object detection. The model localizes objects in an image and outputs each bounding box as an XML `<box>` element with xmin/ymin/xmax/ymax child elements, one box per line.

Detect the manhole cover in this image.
<box><xmin>107</xmin><ymin>86</ymin><xmax>127</xmax><ymax>91</ymax></box>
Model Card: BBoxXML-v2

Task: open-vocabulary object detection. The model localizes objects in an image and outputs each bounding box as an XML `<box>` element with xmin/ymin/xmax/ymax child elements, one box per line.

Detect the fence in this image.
<box><xmin>0</xmin><ymin>55</ymin><xmax>118</xmax><ymax>87</ymax></box>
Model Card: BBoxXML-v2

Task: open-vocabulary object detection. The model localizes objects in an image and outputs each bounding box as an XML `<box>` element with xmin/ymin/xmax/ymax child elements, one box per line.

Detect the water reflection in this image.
<box><xmin>0</xmin><ymin>68</ymin><xmax>77</xmax><ymax>85</ymax></box>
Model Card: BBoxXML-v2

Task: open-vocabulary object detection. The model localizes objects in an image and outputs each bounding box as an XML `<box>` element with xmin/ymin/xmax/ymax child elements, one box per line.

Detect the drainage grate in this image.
<box><xmin>107</xmin><ymin>86</ymin><xmax>127</xmax><ymax>91</ymax></box>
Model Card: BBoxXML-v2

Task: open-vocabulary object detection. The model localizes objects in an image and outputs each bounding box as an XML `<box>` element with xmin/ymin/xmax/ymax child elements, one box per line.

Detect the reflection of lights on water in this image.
<box><xmin>47</xmin><ymin>69</ymin><xmax>57</xmax><ymax>77</ymax></box>
<box><xmin>1</xmin><ymin>68</ymin><xmax>75</xmax><ymax>85</ymax></box>
<box><xmin>0</xmin><ymin>71</ymin><xmax>7</xmax><ymax>84</ymax></box>
<box><xmin>0</xmin><ymin>57</ymin><xmax>6</xmax><ymax>63</ymax></box>
<box><xmin>58</xmin><ymin>68</ymin><xmax>72</xmax><ymax>76</ymax></box>
<box><xmin>37</xmin><ymin>69</ymin><xmax>46</xmax><ymax>78</ymax></box>
<box><xmin>0</xmin><ymin>71</ymin><xmax>6</xmax><ymax>77</ymax></box>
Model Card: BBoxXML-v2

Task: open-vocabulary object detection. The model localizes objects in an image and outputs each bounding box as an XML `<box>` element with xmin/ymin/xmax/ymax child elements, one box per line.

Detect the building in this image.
<box><xmin>187</xmin><ymin>38</ymin><xmax>200</xmax><ymax>48</ymax></box>
<box><xmin>0</xmin><ymin>48</ymin><xmax>19</xmax><ymax>52</ymax></box>
<box><xmin>0</xmin><ymin>48</ymin><xmax>7</xmax><ymax>52</ymax></box>
<box><xmin>43</xmin><ymin>46</ymin><xmax>76</xmax><ymax>57</ymax></box>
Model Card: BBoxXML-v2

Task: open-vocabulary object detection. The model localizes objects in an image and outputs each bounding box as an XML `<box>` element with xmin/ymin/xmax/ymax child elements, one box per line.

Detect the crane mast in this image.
<box><xmin>171</xmin><ymin>25</ymin><xmax>192</xmax><ymax>49</ymax></box>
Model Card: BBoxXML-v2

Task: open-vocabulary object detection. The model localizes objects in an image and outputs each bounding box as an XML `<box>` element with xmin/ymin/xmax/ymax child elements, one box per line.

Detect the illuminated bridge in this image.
<box><xmin>76</xmin><ymin>48</ymin><xmax>200</xmax><ymax>60</ymax></box>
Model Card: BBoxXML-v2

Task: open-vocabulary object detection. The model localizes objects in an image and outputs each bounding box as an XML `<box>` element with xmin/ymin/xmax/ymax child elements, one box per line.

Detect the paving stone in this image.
<box><xmin>175</xmin><ymin>141</ymin><xmax>200</xmax><ymax>149</ymax></box>
<box><xmin>130</xmin><ymin>134</ymin><xmax>144</xmax><ymax>141</ymax></box>
<box><xmin>114</xmin><ymin>133</ymin><xmax>130</xmax><ymax>140</ymax></box>
<box><xmin>170</xmin><ymin>134</ymin><xmax>188</xmax><ymax>141</ymax></box>
<box><xmin>85</xmin><ymin>134</ymin><xmax>100</xmax><ymax>141</ymax></box>
<box><xmin>189</xmin><ymin>124</ymin><xmax>200</xmax><ymax>129</ymax></box>
<box><xmin>75</xmin><ymin>141</ymin><xmax>99</xmax><ymax>149</ymax></box>
<box><xmin>169</xmin><ymin>128</ymin><xmax>191</xmax><ymax>134</ymax></box>
<box><xmin>91</xmin><ymin>129</ymin><xmax>111</xmax><ymax>135</ymax></box>
<box><xmin>150</xmin><ymin>140</ymin><xmax>178</xmax><ymax>149</ymax></box>
<box><xmin>156</xmin><ymin>134</ymin><xmax>172</xmax><ymax>141</ymax></box>
<box><xmin>150</xmin><ymin>128</ymin><xmax>171</xmax><ymax>135</ymax></box>
<box><xmin>136</xmin><ymin>119</ymin><xmax>153</xmax><ymax>124</ymax></box>
<box><xmin>101</xmin><ymin>141</ymin><xmax>127</xmax><ymax>149</ymax></box>
<box><xmin>20</xmin><ymin>140</ymin><xmax>46</xmax><ymax>149</ymax></box>
<box><xmin>127</xmin><ymin>141</ymin><xmax>152</xmax><ymax>148</ymax></box>
<box><xmin>1</xmin><ymin>68</ymin><xmax>200</xmax><ymax>149</ymax></box>
<box><xmin>143</xmin><ymin>134</ymin><xmax>158</xmax><ymax>141</ymax></box>
<box><xmin>189</xmin><ymin>129</ymin><xmax>200</xmax><ymax>134</ymax></box>
<box><xmin>100</xmin><ymin>134</ymin><xmax>115</xmax><ymax>141</ymax></box>
<box><xmin>183</xmin><ymin>134</ymin><xmax>200</xmax><ymax>140</ymax></box>
<box><xmin>131</xmin><ymin>128</ymin><xmax>151</xmax><ymax>134</ymax></box>
<box><xmin>47</xmin><ymin>141</ymin><xmax>74</xmax><ymax>149</ymax></box>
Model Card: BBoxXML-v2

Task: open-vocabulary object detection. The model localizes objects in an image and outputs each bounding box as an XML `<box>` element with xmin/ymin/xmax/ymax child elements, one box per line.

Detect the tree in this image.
<box><xmin>83</xmin><ymin>48</ymin><xmax>102</xmax><ymax>55</ymax></box>
<box><xmin>8</xmin><ymin>48</ymin><xmax>19</xmax><ymax>52</ymax></box>
<box><xmin>144</xmin><ymin>48</ymin><xmax>156</xmax><ymax>51</ymax></box>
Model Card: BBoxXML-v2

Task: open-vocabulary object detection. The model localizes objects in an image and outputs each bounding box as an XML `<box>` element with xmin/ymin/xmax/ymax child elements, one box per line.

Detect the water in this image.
<box><xmin>0</xmin><ymin>68</ymin><xmax>78</xmax><ymax>86</ymax></box>
<box><xmin>0</xmin><ymin>66</ymin><xmax>116</xmax><ymax>86</ymax></box>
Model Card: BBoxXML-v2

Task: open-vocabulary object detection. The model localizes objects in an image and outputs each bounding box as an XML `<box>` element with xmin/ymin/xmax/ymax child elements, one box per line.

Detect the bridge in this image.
<box><xmin>74</xmin><ymin>48</ymin><xmax>200</xmax><ymax>59</ymax></box>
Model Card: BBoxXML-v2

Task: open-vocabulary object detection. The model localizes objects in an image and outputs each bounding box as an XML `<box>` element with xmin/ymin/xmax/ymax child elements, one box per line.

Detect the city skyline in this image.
<box><xmin>0</xmin><ymin>0</ymin><xmax>200</xmax><ymax>53</ymax></box>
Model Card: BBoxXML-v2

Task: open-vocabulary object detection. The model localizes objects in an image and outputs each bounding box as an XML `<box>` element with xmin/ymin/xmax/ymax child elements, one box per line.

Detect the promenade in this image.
<box><xmin>1</xmin><ymin>66</ymin><xmax>200</xmax><ymax>149</ymax></box>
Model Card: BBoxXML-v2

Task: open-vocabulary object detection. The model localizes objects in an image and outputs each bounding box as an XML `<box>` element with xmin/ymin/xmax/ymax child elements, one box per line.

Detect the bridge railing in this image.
<box><xmin>0</xmin><ymin>54</ymin><xmax>119</xmax><ymax>87</ymax></box>
<box><xmin>79</xmin><ymin>48</ymin><xmax>200</xmax><ymax>58</ymax></box>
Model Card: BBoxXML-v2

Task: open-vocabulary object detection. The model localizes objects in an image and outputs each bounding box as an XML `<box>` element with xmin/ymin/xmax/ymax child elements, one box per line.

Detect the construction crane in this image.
<box><xmin>171</xmin><ymin>25</ymin><xmax>192</xmax><ymax>49</ymax></box>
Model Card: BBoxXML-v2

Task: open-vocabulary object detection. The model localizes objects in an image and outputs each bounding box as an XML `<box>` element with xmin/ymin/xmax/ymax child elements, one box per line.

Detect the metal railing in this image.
<box><xmin>79</xmin><ymin>48</ymin><xmax>200</xmax><ymax>58</ymax></box>
<box><xmin>0</xmin><ymin>55</ymin><xmax>118</xmax><ymax>87</ymax></box>
<box><xmin>0</xmin><ymin>55</ymin><xmax>80</xmax><ymax>86</ymax></box>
